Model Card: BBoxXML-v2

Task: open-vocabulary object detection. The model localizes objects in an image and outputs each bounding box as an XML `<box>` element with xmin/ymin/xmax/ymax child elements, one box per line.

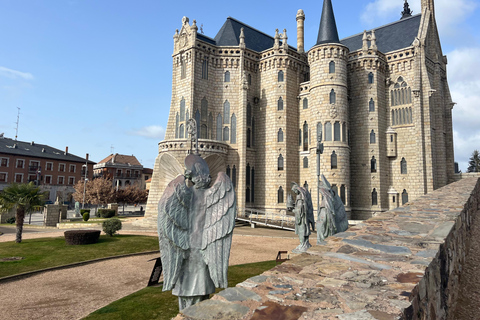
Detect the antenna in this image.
<box><xmin>15</xmin><ymin>107</ymin><xmax>20</xmax><ymax>141</ymax></box>
<box><xmin>111</xmin><ymin>145</ymin><xmax>115</xmax><ymax>154</ymax></box>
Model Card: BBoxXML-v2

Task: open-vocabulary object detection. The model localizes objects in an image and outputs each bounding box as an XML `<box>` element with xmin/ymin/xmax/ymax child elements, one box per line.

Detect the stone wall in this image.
<box><xmin>174</xmin><ymin>177</ymin><xmax>480</xmax><ymax>320</ymax></box>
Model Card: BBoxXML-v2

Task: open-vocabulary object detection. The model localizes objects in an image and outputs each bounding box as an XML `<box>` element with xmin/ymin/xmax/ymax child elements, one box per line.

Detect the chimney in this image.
<box><xmin>296</xmin><ymin>9</ymin><xmax>305</xmax><ymax>53</ymax></box>
<box><xmin>65</xmin><ymin>146</ymin><xmax>68</xmax><ymax>155</ymax></box>
<box><xmin>31</xmin><ymin>141</ymin><xmax>35</xmax><ymax>145</ymax></box>
<box><xmin>86</xmin><ymin>153</ymin><xmax>89</xmax><ymax>161</ymax></box>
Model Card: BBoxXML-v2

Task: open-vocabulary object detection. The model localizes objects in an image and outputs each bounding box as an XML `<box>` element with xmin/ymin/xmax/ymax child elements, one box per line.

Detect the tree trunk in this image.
<box><xmin>15</xmin><ymin>207</ymin><xmax>26</xmax><ymax>243</ymax></box>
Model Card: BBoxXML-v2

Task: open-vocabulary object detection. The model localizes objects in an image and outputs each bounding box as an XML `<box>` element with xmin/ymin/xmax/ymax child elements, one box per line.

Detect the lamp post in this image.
<box><xmin>316</xmin><ymin>131</ymin><xmax>324</xmax><ymax>227</ymax></box>
<box><xmin>82</xmin><ymin>163</ymin><xmax>88</xmax><ymax>209</ymax></box>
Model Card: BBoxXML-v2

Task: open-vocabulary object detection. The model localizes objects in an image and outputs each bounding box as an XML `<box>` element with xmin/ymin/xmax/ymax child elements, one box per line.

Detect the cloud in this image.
<box><xmin>129</xmin><ymin>125</ymin><xmax>166</xmax><ymax>140</ymax></box>
<box><xmin>0</xmin><ymin>66</ymin><xmax>34</xmax><ymax>80</ymax></box>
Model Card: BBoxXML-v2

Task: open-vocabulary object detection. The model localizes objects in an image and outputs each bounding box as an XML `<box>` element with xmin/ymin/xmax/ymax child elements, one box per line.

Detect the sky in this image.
<box><xmin>0</xmin><ymin>0</ymin><xmax>479</xmax><ymax>171</ymax></box>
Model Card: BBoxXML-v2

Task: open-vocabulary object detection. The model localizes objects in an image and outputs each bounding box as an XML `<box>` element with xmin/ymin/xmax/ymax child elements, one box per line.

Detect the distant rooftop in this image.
<box><xmin>97</xmin><ymin>153</ymin><xmax>142</xmax><ymax>167</ymax></box>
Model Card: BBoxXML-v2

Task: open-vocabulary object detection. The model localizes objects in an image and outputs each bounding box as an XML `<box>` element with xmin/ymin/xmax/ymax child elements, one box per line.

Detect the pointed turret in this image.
<box><xmin>316</xmin><ymin>0</ymin><xmax>340</xmax><ymax>45</ymax></box>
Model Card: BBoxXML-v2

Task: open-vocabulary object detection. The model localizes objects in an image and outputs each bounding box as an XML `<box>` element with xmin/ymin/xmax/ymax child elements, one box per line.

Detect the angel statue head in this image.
<box><xmin>184</xmin><ymin>154</ymin><xmax>211</xmax><ymax>189</ymax></box>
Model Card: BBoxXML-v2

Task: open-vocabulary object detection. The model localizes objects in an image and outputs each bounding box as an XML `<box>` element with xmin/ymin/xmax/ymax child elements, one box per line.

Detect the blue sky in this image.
<box><xmin>1</xmin><ymin>0</ymin><xmax>479</xmax><ymax>171</ymax></box>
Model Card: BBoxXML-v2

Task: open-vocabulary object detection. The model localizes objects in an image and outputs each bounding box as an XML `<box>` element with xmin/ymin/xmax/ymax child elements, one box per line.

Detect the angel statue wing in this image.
<box><xmin>157</xmin><ymin>174</ymin><xmax>192</xmax><ymax>291</ymax></box>
<box><xmin>202</xmin><ymin>171</ymin><xmax>236</xmax><ymax>289</ymax></box>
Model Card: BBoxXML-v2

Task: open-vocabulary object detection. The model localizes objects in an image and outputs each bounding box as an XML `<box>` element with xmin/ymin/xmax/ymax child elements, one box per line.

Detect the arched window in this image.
<box><xmin>232</xmin><ymin>165</ymin><xmax>236</xmax><ymax>188</ymax></box>
<box><xmin>223</xmin><ymin>127</ymin><xmax>229</xmax><ymax>141</ymax></box>
<box><xmin>179</xmin><ymin>124</ymin><xmax>185</xmax><ymax>138</ymax></box>
<box><xmin>231</xmin><ymin>114</ymin><xmax>236</xmax><ymax>143</ymax></box>
<box><xmin>303</xmin><ymin>122</ymin><xmax>308</xmax><ymax>151</ymax></box>
<box><xmin>372</xmin><ymin>188</ymin><xmax>378</xmax><ymax>205</ymax></box>
<box><xmin>226</xmin><ymin>165</ymin><xmax>231</xmax><ymax>178</ymax></box>
<box><xmin>330</xmin><ymin>89</ymin><xmax>336</xmax><ymax>104</ymax></box>
<box><xmin>401</xmin><ymin>157</ymin><xmax>407</xmax><ymax>174</ymax></box>
<box><xmin>278</xmin><ymin>186</ymin><xmax>284</xmax><ymax>203</ymax></box>
<box><xmin>201</xmin><ymin>124</ymin><xmax>207</xmax><ymax>139</ymax></box>
<box><xmin>246</xmin><ymin>163</ymin><xmax>250</xmax><ymax>185</ymax></box>
<box><xmin>223</xmin><ymin>101</ymin><xmax>230</xmax><ymax>124</ymax></box>
<box><xmin>278</xmin><ymin>128</ymin><xmax>284</xmax><ymax>142</ymax></box>
<box><xmin>216</xmin><ymin>114</ymin><xmax>222</xmax><ymax>141</ymax></box>
<box><xmin>175</xmin><ymin>113</ymin><xmax>179</xmax><ymax>138</ymax></box>
<box><xmin>202</xmin><ymin>59</ymin><xmax>208</xmax><ymax>79</ymax></box>
<box><xmin>247</xmin><ymin>103</ymin><xmax>252</xmax><ymax>126</ymax></box>
<box><xmin>224</xmin><ymin>71</ymin><xmax>230</xmax><ymax>82</ymax></box>
<box><xmin>325</xmin><ymin>122</ymin><xmax>332</xmax><ymax>141</ymax></box>
<box><xmin>247</xmin><ymin>128</ymin><xmax>251</xmax><ymax>148</ymax></box>
<box><xmin>329</xmin><ymin>61</ymin><xmax>335</xmax><ymax>74</ymax></box>
<box><xmin>369</xmin><ymin>99</ymin><xmax>375</xmax><ymax>112</ymax></box>
<box><xmin>371</xmin><ymin>156</ymin><xmax>377</xmax><ymax>173</ymax></box>
<box><xmin>334</xmin><ymin>122</ymin><xmax>341</xmax><ymax>141</ymax></box>
<box><xmin>303</xmin><ymin>98</ymin><xmax>308</xmax><ymax>109</ymax></box>
<box><xmin>278</xmin><ymin>70</ymin><xmax>284</xmax><ymax>82</ymax></box>
<box><xmin>278</xmin><ymin>154</ymin><xmax>284</xmax><ymax>171</ymax></box>
<box><xmin>208</xmin><ymin>113</ymin><xmax>213</xmax><ymax>139</ymax></box>
<box><xmin>201</xmin><ymin>97</ymin><xmax>208</xmax><ymax>121</ymax></box>
<box><xmin>370</xmin><ymin>130</ymin><xmax>376</xmax><ymax>144</ymax></box>
<box><xmin>180</xmin><ymin>98</ymin><xmax>185</xmax><ymax>121</ymax></box>
<box><xmin>317</xmin><ymin>122</ymin><xmax>322</xmax><ymax>141</ymax></box>
<box><xmin>246</xmin><ymin>187</ymin><xmax>250</xmax><ymax>203</ymax></box>
<box><xmin>299</xmin><ymin>129</ymin><xmax>302</xmax><ymax>146</ymax></box>
<box><xmin>391</xmin><ymin>110</ymin><xmax>395</xmax><ymax>125</ymax></box>
<box><xmin>251</xmin><ymin>168</ymin><xmax>255</xmax><ymax>203</ymax></box>
<box><xmin>277</xmin><ymin>97</ymin><xmax>284</xmax><ymax>111</ymax></box>
<box><xmin>402</xmin><ymin>189</ymin><xmax>409</xmax><ymax>205</ymax></box>
<box><xmin>340</xmin><ymin>185</ymin><xmax>346</xmax><ymax>204</ymax></box>
<box><xmin>248</xmin><ymin>73</ymin><xmax>252</xmax><ymax>85</ymax></box>
<box><xmin>331</xmin><ymin>151</ymin><xmax>337</xmax><ymax>169</ymax></box>
<box><xmin>368</xmin><ymin>72</ymin><xmax>374</xmax><ymax>84</ymax></box>
<box><xmin>303</xmin><ymin>157</ymin><xmax>308</xmax><ymax>168</ymax></box>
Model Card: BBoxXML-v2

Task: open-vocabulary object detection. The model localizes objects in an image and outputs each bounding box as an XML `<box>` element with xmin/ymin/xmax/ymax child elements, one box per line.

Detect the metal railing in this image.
<box><xmin>236</xmin><ymin>208</ymin><xmax>295</xmax><ymax>231</ymax></box>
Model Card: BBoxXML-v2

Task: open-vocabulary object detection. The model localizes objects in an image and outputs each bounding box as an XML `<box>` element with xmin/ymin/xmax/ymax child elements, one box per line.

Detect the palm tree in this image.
<box><xmin>0</xmin><ymin>183</ymin><xmax>46</xmax><ymax>243</ymax></box>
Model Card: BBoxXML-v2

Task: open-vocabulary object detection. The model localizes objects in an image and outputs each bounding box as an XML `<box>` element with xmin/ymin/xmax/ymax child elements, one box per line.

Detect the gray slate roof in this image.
<box><xmin>340</xmin><ymin>14</ymin><xmax>421</xmax><ymax>53</ymax></box>
<box><xmin>0</xmin><ymin>137</ymin><xmax>95</xmax><ymax>164</ymax></box>
<box><xmin>199</xmin><ymin>14</ymin><xmax>422</xmax><ymax>55</ymax></box>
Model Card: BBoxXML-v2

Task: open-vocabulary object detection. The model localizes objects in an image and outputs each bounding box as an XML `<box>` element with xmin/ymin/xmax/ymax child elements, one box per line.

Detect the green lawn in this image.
<box><xmin>83</xmin><ymin>260</ymin><xmax>277</xmax><ymax>320</ymax></box>
<box><xmin>0</xmin><ymin>235</ymin><xmax>159</xmax><ymax>278</ymax></box>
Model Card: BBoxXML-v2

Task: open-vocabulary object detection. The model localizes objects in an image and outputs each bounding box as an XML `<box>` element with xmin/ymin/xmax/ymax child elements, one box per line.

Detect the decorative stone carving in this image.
<box><xmin>317</xmin><ymin>175</ymin><xmax>348</xmax><ymax>243</ymax></box>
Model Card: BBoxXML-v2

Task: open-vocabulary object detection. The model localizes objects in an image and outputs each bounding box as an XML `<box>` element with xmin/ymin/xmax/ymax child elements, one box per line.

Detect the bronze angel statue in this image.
<box><xmin>289</xmin><ymin>183</ymin><xmax>315</xmax><ymax>253</ymax></box>
<box><xmin>157</xmin><ymin>154</ymin><xmax>236</xmax><ymax>310</ymax></box>
<box><xmin>317</xmin><ymin>174</ymin><xmax>348</xmax><ymax>243</ymax></box>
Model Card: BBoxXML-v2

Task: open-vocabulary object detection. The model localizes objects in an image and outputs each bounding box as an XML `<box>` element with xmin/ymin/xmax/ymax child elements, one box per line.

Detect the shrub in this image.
<box><xmin>83</xmin><ymin>212</ymin><xmax>90</xmax><ymax>221</ymax></box>
<box><xmin>103</xmin><ymin>218</ymin><xmax>122</xmax><ymax>236</ymax></box>
<box><xmin>98</xmin><ymin>209</ymin><xmax>116</xmax><ymax>218</ymax></box>
<box><xmin>64</xmin><ymin>230</ymin><xmax>100</xmax><ymax>245</ymax></box>
<box><xmin>80</xmin><ymin>209</ymin><xmax>90</xmax><ymax>215</ymax></box>
<box><xmin>6</xmin><ymin>217</ymin><xmax>15</xmax><ymax>224</ymax></box>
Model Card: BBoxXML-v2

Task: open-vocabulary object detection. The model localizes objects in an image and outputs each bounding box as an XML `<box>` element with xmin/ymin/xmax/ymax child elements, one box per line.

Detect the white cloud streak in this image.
<box><xmin>0</xmin><ymin>66</ymin><xmax>34</xmax><ymax>80</ymax></box>
<box><xmin>129</xmin><ymin>125</ymin><xmax>166</xmax><ymax>140</ymax></box>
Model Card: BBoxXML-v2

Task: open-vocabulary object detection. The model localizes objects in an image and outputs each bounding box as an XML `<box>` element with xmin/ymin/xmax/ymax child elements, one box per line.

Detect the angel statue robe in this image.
<box><xmin>157</xmin><ymin>154</ymin><xmax>236</xmax><ymax>311</ymax></box>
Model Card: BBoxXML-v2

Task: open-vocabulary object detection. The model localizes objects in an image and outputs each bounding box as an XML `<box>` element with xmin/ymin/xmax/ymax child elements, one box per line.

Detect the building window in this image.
<box><xmin>247</xmin><ymin>128</ymin><xmax>251</xmax><ymax>148</ymax></box>
<box><xmin>370</xmin><ymin>130</ymin><xmax>376</xmax><ymax>144</ymax></box>
<box><xmin>278</xmin><ymin>186</ymin><xmax>284</xmax><ymax>203</ymax></box>
<box><xmin>223</xmin><ymin>127</ymin><xmax>229</xmax><ymax>141</ymax></box>
<box><xmin>15</xmin><ymin>173</ymin><xmax>23</xmax><ymax>183</ymax></box>
<box><xmin>401</xmin><ymin>157</ymin><xmax>407</xmax><ymax>174</ymax></box>
<box><xmin>28</xmin><ymin>174</ymin><xmax>36</xmax><ymax>183</ymax></box>
<box><xmin>246</xmin><ymin>163</ymin><xmax>250</xmax><ymax>185</ymax></box>
<box><xmin>331</xmin><ymin>151</ymin><xmax>337</xmax><ymax>169</ymax></box>
<box><xmin>303</xmin><ymin>157</ymin><xmax>308</xmax><ymax>168</ymax></box>
<box><xmin>208</xmin><ymin>113</ymin><xmax>213</xmax><ymax>139</ymax></box>
<box><xmin>248</xmin><ymin>74</ymin><xmax>252</xmax><ymax>85</ymax></box>
<box><xmin>175</xmin><ymin>113</ymin><xmax>179</xmax><ymax>138</ymax></box>
<box><xmin>325</xmin><ymin>122</ymin><xmax>332</xmax><ymax>141</ymax></box>
<box><xmin>372</xmin><ymin>188</ymin><xmax>378</xmax><ymax>205</ymax></box>
<box><xmin>329</xmin><ymin>61</ymin><xmax>335</xmax><ymax>74</ymax></box>
<box><xmin>342</xmin><ymin>122</ymin><xmax>347</xmax><ymax>142</ymax></box>
<box><xmin>0</xmin><ymin>158</ymin><xmax>9</xmax><ymax>167</ymax></box>
<box><xmin>299</xmin><ymin>129</ymin><xmax>302</xmax><ymax>146</ymax></box>
<box><xmin>180</xmin><ymin>98</ymin><xmax>185</xmax><ymax>121</ymax></box>
<box><xmin>69</xmin><ymin>177</ymin><xmax>75</xmax><ymax>185</ymax></box>
<box><xmin>340</xmin><ymin>185</ymin><xmax>346</xmax><ymax>205</ymax></box>
<box><xmin>317</xmin><ymin>122</ymin><xmax>322</xmax><ymax>141</ymax></box>
<box><xmin>246</xmin><ymin>187</ymin><xmax>250</xmax><ymax>203</ymax></box>
<box><xmin>201</xmin><ymin>124</ymin><xmax>208</xmax><ymax>139</ymax></box>
<box><xmin>224</xmin><ymin>71</ymin><xmax>230</xmax><ymax>82</ymax></box>
<box><xmin>58</xmin><ymin>176</ymin><xmax>65</xmax><ymax>185</ymax></box>
<box><xmin>330</xmin><ymin>89</ymin><xmax>336</xmax><ymax>104</ymax></box>
<box><xmin>251</xmin><ymin>167</ymin><xmax>255</xmax><ymax>203</ymax></box>
<box><xmin>303</xmin><ymin>98</ymin><xmax>308</xmax><ymax>109</ymax></box>
<box><xmin>334</xmin><ymin>122</ymin><xmax>341</xmax><ymax>141</ymax></box>
<box><xmin>278</xmin><ymin>154</ymin><xmax>284</xmax><ymax>171</ymax></box>
<box><xmin>44</xmin><ymin>175</ymin><xmax>51</xmax><ymax>184</ymax></box>
<box><xmin>45</xmin><ymin>162</ymin><xmax>53</xmax><ymax>171</ymax></box>
<box><xmin>216</xmin><ymin>114</ymin><xmax>222</xmax><ymax>141</ymax></box>
<box><xmin>277</xmin><ymin>97</ymin><xmax>284</xmax><ymax>111</ymax></box>
<box><xmin>226</xmin><ymin>165</ymin><xmax>230</xmax><ymax>178</ymax></box>
<box><xmin>0</xmin><ymin>172</ymin><xmax>7</xmax><ymax>182</ymax></box>
<box><xmin>69</xmin><ymin>164</ymin><xmax>76</xmax><ymax>173</ymax></box>
<box><xmin>303</xmin><ymin>122</ymin><xmax>308</xmax><ymax>151</ymax></box>
<box><xmin>231</xmin><ymin>114</ymin><xmax>236</xmax><ymax>143</ymax></box>
<box><xmin>59</xmin><ymin>164</ymin><xmax>65</xmax><ymax>172</ymax></box>
<box><xmin>278</xmin><ymin>128</ymin><xmax>284</xmax><ymax>142</ymax></box>
<box><xmin>369</xmin><ymin>98</ymin><xmax>375</xmax><ymax>112</ymax></box>
<box><xmin>278</xmin><ymin>70</ymin><xmax>284</xmax><ymax>82</ymax></box>
<box><xmin>16</xmin><ymin>159</ymin><xmax>24</xmax><ymax>168</ymax></box>
<box><xmin>202</xmin><ymin>59</ymin><xmax>208</xmax><ymax>79</ymax></box>
<box><xmin>402</xmin><ymin>189</ymin><xmax>409</xmax><ymax>205</ymax></box>
<box><xmin>371</xmin><ymin>156</ymin><xmax>377</xmax><ymax>173</ymax></box>
<box><xmin>201</xmin><ymin>97</ymin><xmax>208</xmax><ymax>121</ymax></box>
<box><xmin>368</xmin><ymin>72</ymin><xmax>374</xmax><ymax>84</ymax></box>
<box><xmin>179</xmin><ymin>124</ymin><xmax>185</xmax><ymax>138</ymax></box>
<box><xmin>223</xmin><ymin>101</ymin><xmax>230</xmax><ymax>124</ymax></box>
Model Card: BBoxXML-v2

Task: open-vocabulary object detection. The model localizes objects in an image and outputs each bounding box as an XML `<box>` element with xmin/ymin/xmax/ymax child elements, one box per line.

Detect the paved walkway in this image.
<box><xmin>0</xmin><ymin>224</ymin><xmax>300</xmax><ymax>320</ymax></box>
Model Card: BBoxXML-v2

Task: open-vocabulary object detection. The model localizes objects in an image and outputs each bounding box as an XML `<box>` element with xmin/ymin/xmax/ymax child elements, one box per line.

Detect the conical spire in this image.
<box><xmin>316</xmin><ymin>0</ymin><xmax>340</xmax><ymax>45</ymax></box>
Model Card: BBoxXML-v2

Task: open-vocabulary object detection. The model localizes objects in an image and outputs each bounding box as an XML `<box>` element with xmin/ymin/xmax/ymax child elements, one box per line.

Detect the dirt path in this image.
<box><xmin>0</xmin><ymin>228</ymin><xmax>300</xmax><ymax>320</ymax></box>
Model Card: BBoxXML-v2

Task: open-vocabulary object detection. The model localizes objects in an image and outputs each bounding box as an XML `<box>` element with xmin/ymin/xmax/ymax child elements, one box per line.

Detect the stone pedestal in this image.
<box><xmin>44</xmin><ymin>204</ymin><xmax>61</xmax><ymax>227</ymax></box>
<box><xmin>108</xmin><ymin>203</ymin><xmax>119</xmax><ymax>216</ymax></box>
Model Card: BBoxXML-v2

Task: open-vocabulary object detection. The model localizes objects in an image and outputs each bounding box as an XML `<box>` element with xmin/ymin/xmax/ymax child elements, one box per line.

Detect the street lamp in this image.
<box><xmin>82</xmin><ymin>163</ymin><xmax>88</xmax><ymax>209</ymax></box>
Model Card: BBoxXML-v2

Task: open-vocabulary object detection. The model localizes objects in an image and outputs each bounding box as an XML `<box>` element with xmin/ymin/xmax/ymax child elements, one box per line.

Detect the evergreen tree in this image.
<box><xmin>467</xmin><ymin>150</ymin><xmax>480</xmax><ymax>172</ymax></box>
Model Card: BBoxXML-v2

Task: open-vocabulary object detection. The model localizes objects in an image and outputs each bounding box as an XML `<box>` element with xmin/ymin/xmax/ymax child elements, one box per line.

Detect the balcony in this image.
<box><xmin>29</xmin><ymin>166</ymin><xmax>40</xmax><ymax>173</ymax></box>
<box><xmin>114</xmin><ymin>174</ymin><xmax>140</xmax><ymax>179</ymax></box>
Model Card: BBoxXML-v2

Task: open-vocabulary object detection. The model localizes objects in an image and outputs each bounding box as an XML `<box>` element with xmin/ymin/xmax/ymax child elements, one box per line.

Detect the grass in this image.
<box><xmin>83</xmin><ymin>260</ymin><xmax>277</xmax><ymax>320</ymax></box>
<box><xmin>0</xmin><ymin>235</ymin><xmax>159</xmax><ymax>278</ymax></box>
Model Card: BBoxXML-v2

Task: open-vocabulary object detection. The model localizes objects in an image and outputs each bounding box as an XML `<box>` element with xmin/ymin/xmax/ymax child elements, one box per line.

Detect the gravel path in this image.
<box><xmin>0</xmin><ymin>227</ymin><xmax>300</xmax><ymax>320</ymax></box>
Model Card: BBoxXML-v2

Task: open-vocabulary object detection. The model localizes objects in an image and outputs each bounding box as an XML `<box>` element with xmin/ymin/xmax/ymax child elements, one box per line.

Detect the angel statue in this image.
<box><xmin>288</xmin><ymin>182</ymin><xmax>315</xmax><ymax>253</ymax></box>
<box><xmin>317</xmin><ymin>174</ymin><xmax>348</xmax><ymax>244</ymax></box>
<box><xmin>157</xmin><ymin>153</ymin><xmax>236</xmax><ymax>310</ymax></box>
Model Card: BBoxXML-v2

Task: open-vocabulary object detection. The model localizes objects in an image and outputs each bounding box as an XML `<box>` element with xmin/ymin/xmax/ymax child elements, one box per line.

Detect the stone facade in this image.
<box><xmin>144</xmin><ymin>0</ymin><xmax>455</xmax><ymax>225</ymax></box>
